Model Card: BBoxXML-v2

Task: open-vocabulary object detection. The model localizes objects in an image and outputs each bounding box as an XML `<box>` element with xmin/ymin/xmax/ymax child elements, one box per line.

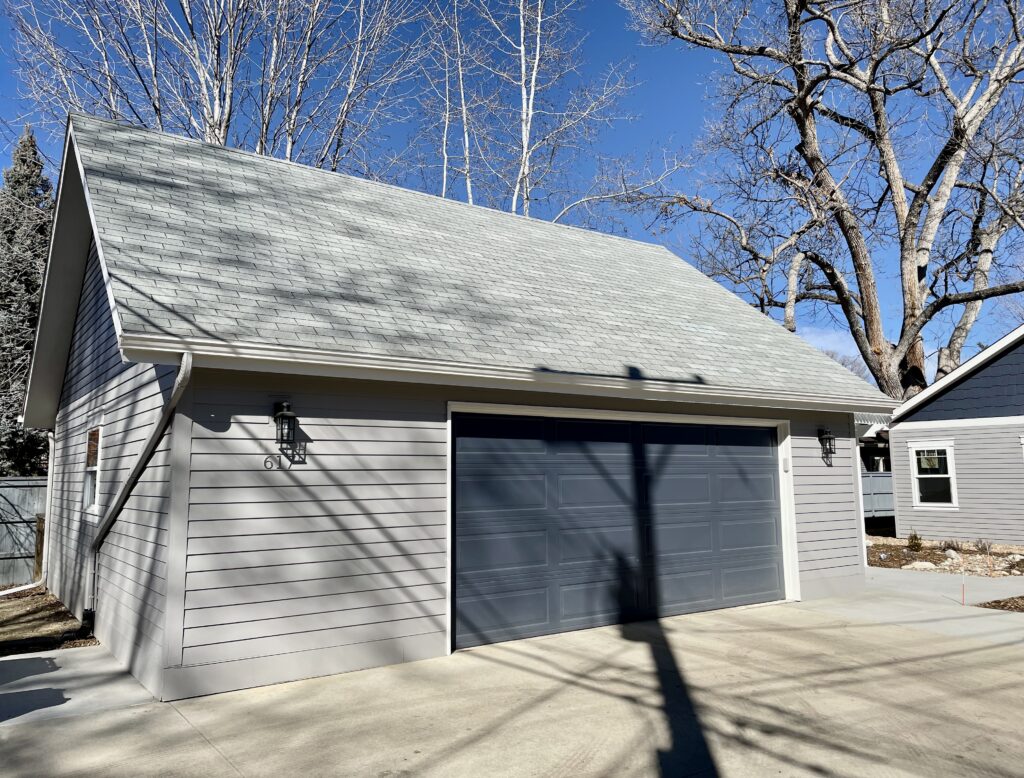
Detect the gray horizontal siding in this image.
<box><xmin>48</xmin><ymin>240</ymin><xmax>173</xmax><ymax>697</ymax></box>
<box><xmin>786</xmin><ymin>416</ymin><xmax>863</xmax><ymax>595</ymax></box>
<box><xmin>178</xmin><ymin>384</ymin><xmax>449</xmax><ymax>682</ymax></box>
<box><xmin>892</xmin><ymin>423</ymin><xmax>1024</xmax><ymax>544</ymax></box>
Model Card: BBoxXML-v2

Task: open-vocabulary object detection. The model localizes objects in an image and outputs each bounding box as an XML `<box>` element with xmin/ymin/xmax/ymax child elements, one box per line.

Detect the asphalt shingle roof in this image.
<box><xmin>70</xmin><ymin>114</ymin><xmax>890</xmax><ymax>406</ymax></box>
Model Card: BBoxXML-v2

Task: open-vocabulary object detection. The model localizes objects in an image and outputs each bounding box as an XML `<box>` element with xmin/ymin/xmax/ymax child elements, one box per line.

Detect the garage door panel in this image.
<box><xmin>456</xmin><ymin>587</ymin><xmax>549</xmax><ymax>638</ymax></box>
<box><xmin>655</xmin><ymin>569</ymin><xmax>717</xmax><ymax>612</ymax></box>
<box><xmin>557</xmin><ymin>473</ymin><xmax>634</xmax><ymax>507</ymax></box>
<box><xmin>641</xmin><ymin>423</ymin><xmax>708</xmax><ymax>452</ymax></box>
<box><xmin>717</xmin><ymin>472</ymin><xmax>778</xmax><ymax>503</ymax></box>
<box><xmin>721</xmin><ymin>562</ymin><xmax>784</xmax><ymax>600</ymax></box>
<box><xmin>719</xmin><ymin>517</ymin><xmax>781</xmax><ymax>551</ymax></box>
<box><xmin>454</xmin><ymin>413</ymin><xmax>785</xmax><ymax>649</ymax></box>
<box><xmin>651</xmin><ymin>521</ymin><xmax>714</xmax><ymax>556</ymax></box>
<box><xmin>560</xmin><ymin>578</ymin><xmax>635</xmax><ymax>621</ymax></box>
<box><xmin>559</xmin><ymin>525</ymin><xmax>637</xmax><ymax>563</ymax></box>
<box><xmin>456</xmin><ymin>415</ymin><xmax>549</xmax><ymax>445</ymax></box>
<box><xmin>553</xmin><ymin>419</ymin><xmax>631</xmax><ymax>449</ymax></box>
<box><xmin>456</xmin><ymin>474</ymin><xmax>548</xmax><ymax>511</ymax></box>
<box><xmin>648</xmin><ymin>473</ymin><xmax>711</xmax><ymax>505</ymax></box>
<box><xmin>713</xmin><ymin>426</ymin><xmax>777</xmax><ymax>456</ymax></box>
<box><xmin>457</xmin><ymin>530</ymin><xmax>548</xmax><ymax>572</ymax></box>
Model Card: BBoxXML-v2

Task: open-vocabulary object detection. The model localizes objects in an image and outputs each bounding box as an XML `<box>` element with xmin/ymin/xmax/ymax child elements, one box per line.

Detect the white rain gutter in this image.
<box><xmin>87</xmin><ymin>353</ymin><xmax>192</xmax><ymax>610</ymax></box>
<box><xmin>0</xmin><ymin>432</ymin><xmax>57</xmax><ymax>598</ymax></box>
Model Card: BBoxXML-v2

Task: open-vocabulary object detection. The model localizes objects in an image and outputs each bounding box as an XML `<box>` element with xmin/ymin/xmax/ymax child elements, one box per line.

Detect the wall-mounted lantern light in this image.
<box><xmin>817</xmin><ymin>427</ymin><xmax>836</xmax><ymax>458</ymax></box>
<box><xmin>274</xmin><ymin>401</ymin><xmax>298</xmax><ymax>446</ymax></box>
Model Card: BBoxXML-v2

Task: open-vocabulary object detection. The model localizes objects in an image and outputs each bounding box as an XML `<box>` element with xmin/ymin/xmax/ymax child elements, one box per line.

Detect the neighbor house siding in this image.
<box><xmin>47</xmin><ymin>240</ymin><xmax>174</xmax><ymax>696</ymax></box>
<box><xmin>160</xmin><ymin>370</ymin><xmax>862</xmax><ymax>698</ymax></box>
<box><xmin>890</xmin><ymin>423</ymin><xmax>1024</xmax><ymax>545</ymax></box>
<box><xmin>905</xmin><ymin>341</ymin><xmax>1024</xmax><ymax>422</ymax></box>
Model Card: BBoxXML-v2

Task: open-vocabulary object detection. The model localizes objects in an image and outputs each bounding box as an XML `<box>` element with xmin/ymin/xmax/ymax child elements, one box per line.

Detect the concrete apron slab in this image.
<box><xmin>791</xmin><ymin>568</ymin><xmax>1024</xmax><ymax>648</ymax></box>
<box><xmin>3</xmin><ymin>593</ymin><xmax>1024</xmax><ymax>777</ymax></box>
<box><xmin>867</xmin><ymin>566</ymin><xmax>1024</xmax><ymax>606</ymax></box>
<box><xmin>0</xmin><ymin>645</ymin><xmax>153</xmax><ymax>726</ymax></box>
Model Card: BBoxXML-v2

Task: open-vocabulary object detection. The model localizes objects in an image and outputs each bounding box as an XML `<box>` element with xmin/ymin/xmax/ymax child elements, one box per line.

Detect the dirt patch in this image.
<box><xmin>867</xmin><ymin>535</ymin><xmax>1024</xmax><ymax>555</ymax></box>
<box><xmin>0</xmin><ymin>586</ymin><xmax>96</xmax><ymax>657</ymax></box>
<box><xmin>978</xmin><ymin>596</ymin><xmax>1024</xmax><ymax>613</ymax></box>
<box><xmin>866</xmin><ymin>536</ymin><xmax>1024</xmax><ymax>577</ymax></box>
<box><xmin>868</xmin><ymin>544</ymin><xmax>947</xmax><ymax>569</ymax></box>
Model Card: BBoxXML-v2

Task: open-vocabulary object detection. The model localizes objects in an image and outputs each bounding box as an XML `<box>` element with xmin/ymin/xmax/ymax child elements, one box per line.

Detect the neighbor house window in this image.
<box><xmin>909</xmin><ymin>441</ymin><xmax>958</xmax><ymax>508</ymax></box>
<box><xmin>83</xmin><ymin>427</ymin><xmax>101</xmax><ymax>512</ymax></box>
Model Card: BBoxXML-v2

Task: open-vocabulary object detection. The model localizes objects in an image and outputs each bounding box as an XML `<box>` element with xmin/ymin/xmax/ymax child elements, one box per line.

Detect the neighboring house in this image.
<box><xmin>889</xmin><ymin>324</ymin><xmax>1024</xmax><ymax>545</ymax></box>
<box><xmin>23</xmin><ymin>115</ymin><xmax>896</xmax><ymax>701</ymax></box>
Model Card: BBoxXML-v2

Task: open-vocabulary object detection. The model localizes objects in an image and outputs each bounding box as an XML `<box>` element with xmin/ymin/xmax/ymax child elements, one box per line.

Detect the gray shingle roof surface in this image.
<box><xmin>71</xmin><ymin>114</ymin><xmax>889</xmax><ymax>405</ymax></box>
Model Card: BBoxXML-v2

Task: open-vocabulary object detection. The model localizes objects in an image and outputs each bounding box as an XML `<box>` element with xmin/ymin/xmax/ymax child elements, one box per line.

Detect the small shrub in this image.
<box><xmin>907</xmin><ymin>531</ymin><xmax>923</xmax><ymax>552</ymax></box>
<box><xmin>940</xmin><ymin>538</ymin><xmax>964</xmax><ymax>553</ymax></box>
<box><xmin>975</xmin><ymin>538</ymin><xmax>994</xmax><ymax>555</ymax></box>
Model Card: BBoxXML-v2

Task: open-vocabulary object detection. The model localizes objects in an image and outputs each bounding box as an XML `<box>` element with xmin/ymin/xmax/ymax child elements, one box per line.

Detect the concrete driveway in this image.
<box><xmin>2</xmin><ymin>572</ymin><xmax>1024</xmax><ymax>777</ymax></box>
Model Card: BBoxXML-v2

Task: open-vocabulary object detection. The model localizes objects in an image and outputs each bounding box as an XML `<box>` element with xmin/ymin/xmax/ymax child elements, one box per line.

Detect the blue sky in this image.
<box><xmin>0</xmin><ymin>4</ymin><xmax>1012</xmax><ymax>372</ymax></box>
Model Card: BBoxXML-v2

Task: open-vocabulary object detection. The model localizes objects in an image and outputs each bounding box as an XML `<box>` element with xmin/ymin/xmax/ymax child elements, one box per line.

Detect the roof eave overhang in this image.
<box><xmin>23</xmin><ymin>121</ymin><xmax>96</xmax><ymax>429</ymax></box>
<box><xmin>121</xmin><ymin>333</ymin><xmax>900</xmax><ymax>415</ymax></box>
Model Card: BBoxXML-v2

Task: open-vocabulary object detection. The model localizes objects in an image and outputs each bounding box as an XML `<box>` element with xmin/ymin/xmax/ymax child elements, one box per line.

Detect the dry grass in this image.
<box><xmin>0</xmin><ymin>586</ymin><xmax>96</xmax><ymax>657</ymax></box>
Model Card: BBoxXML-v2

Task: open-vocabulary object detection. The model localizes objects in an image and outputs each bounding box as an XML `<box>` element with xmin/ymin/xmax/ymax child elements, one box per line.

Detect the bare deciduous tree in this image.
<box><xmin>10</xmin><ymin>0</ymin><xmax>424</xmax><ymax>175</ymax></box>
<box><xmin>625</xmin><ymin>0</ymin><xmax>1024</xmax><ymax>398</ymax></box>
<box><xmin>413</xmin><ymin>0</ymin><xmax>686</xmax><ymax>223</ymax></box>
<box><xmin>474</xmin><ymin>0</ymin><xmax>637</xmax><ymax>216</ymax></box>
<box><xmin>418</xmin><ymin>0</ymin><xmax>489</xmax><ymax>201</ymax></box>
<box><xmin>822</xmin><ymin>349</ymin><xmax>873</xmax><ymax>383</ymax></box>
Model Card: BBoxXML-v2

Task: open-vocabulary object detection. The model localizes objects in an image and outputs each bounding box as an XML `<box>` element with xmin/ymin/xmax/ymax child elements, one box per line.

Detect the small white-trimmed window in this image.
<box><xmin>83</xmin><ymin>426</ymin><xmax>101</xmax><ymax>512</ymax></box>
<box><xmin>908</xmin><ymin>440</ymin><xmax>958</xmax><ymax>508</ymax></box>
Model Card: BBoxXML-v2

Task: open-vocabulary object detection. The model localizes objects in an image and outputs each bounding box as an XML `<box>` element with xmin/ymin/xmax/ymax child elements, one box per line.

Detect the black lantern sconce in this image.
<box><xmin>817</xmin><ymin>427</ymin><xmax>836</xmax><ymax>463</ymax></box>
<box><xmin>266</xmin><ymin>401</ymin><xmax>305</xmax><ymax>469</ymax></box>
<box><xmin>274</xmin><ymin>401</ymin><xmax>298</xmax><ymax>447</ymax></box>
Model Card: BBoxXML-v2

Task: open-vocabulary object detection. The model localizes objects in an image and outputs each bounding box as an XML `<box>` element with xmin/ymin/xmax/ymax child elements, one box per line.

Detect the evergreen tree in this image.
<box><xmin>0</xmin><ymin>127</ymin><xmax>53</xmax><ymax>475</ymax></box>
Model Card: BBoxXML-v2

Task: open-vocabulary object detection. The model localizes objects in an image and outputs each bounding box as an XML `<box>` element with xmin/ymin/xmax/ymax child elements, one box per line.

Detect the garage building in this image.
<box><xmin>23</xmin><ymin>115</ymin><xmax>896</xmax><ymax>700</ymax></box>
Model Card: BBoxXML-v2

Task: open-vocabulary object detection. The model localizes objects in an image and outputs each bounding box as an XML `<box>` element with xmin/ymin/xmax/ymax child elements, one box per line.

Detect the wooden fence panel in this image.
<box><xmin>0</xmin><ymin>477</ymin><xmax>47</xmax><ymax>588</ymax></box>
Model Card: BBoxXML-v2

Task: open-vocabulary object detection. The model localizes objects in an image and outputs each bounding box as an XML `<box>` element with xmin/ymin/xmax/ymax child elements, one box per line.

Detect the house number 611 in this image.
<box><xmin>264</xmin><ymin>455</ymin><xmax>290</xmax><ymax>470</ymax></box>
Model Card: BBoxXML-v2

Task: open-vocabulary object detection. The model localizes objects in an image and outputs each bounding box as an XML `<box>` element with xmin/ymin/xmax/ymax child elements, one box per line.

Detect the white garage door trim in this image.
<box><xmin>443</xmin><ymin>401</ymin><xmax>801</xmax><ymax>654</ymax></box>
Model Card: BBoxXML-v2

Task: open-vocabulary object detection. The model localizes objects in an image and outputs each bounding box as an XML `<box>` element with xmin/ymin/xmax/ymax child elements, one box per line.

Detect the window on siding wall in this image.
<box><xmin>909</xmin><ymin>441</ymin><xmax>958</xmax><ymax>508</ymax></box>
<box><xmin>83</xmin><ymin>427</ymin><xmax>101</xmax><ymax>511</ymax></box>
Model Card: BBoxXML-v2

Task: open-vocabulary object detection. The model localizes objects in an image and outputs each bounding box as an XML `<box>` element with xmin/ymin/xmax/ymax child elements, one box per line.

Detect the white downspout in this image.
<box><xmin>87</xmin><ymin>353</ymin><xmax>192</xmax><ymax>614</ymax></box>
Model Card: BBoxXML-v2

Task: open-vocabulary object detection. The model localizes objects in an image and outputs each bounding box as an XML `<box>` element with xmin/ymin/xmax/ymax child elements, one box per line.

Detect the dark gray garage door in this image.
<box><xmin>453</xmin><ymin>413</ymin><xmax>785</xmax><ymax>649</ymax></box>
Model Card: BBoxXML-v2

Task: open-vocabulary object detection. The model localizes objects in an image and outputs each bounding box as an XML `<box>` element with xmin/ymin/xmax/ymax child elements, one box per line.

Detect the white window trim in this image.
<box><xmin>907</xmin><ymin>439</ymin><xmax>958</xmax><ymax>510</ymax></box>
<box><xmin>83</xmin><ymin>424</ymin><xmax>103</xmax><ymax>520</ymax></box>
